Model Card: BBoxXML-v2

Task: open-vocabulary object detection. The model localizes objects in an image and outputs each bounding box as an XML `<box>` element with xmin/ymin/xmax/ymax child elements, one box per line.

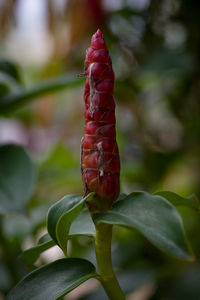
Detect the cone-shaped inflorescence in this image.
<box><xmin>81</xmin><ymin>29</ymin><xmax>120</xmax><ymax>212</ymax></box>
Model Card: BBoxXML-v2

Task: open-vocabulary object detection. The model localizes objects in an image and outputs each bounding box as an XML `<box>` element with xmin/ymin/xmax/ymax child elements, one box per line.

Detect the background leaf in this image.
<box><xmin>0</xmin><ymin>75</ymin><xmax>84</xmax><ymax>114</ymax></box>
<box><xmin>93</xmin><ymin>192</ymin><xmax>193</xmax><ymax>260</ymax></box>
<box><xmin>7</xmin><ymin>258</ymin><xmax>97</xmax><ymax>300</ymax></box>
<box><xmin>0</xmin><ymin>79</ymin><xmax>12</xmax><ymax>98</ymax></box>
<box><xmin>0</xmin><ymin>144</ymin><xmax>37</xmax><ymax>214</ymax></box>
<box><xmin>0</xmin><ymin>60</ymin><xmax>21</xmax><ymax>84</ymax></box>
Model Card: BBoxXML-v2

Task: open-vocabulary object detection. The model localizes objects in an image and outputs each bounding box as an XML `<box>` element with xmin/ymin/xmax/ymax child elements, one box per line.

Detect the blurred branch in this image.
<box><xmin>0</xmin><ymin>216</ymin><xmax>20</xmax><ymax>285</ymax></box>
<box><xmin>0</xmin><ymin>0</ymin><xmax>17</xmax><ymax>37</ymax></box>
<box><xmin>0</xmin><ymin>74</ymin><xmax>84</xmax><ymax>115</ymax></box>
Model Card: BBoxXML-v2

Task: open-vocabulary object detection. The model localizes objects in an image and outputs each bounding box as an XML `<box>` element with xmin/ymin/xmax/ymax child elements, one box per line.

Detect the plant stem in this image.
<box><xmin>95</xmin><ymin>223</ymin><xmax>125</xmax><ymax>300</ymax></box>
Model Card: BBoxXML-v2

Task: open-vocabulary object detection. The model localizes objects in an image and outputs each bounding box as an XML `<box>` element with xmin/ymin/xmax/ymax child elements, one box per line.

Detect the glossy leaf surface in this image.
<box><xmin>47</xmin><ymin>193</ymin><xmax>94</xmax><ymax>254</ymax></box>
<box><xmin>93</xmin><ymin>192</ymin><xmax>192</xmax><ymax>260</ymax></box>
<box><xmin>7</xmin><ymin>258</ymin><xmax>97</xmax><ymax>300</ymax></box>
<box><xmin>20</xmin><ymin>239</ymin><xmax>56</xmax><ymax>265</ymax></box>
<box><xmin>21</xmin><ymin>208</ymin><xmax>95</xmax><ymax>265</ymax></box>
<box><xmin>154</xmin><ymin>191</ymin><xmax>199</xmax><ymax>210</ymax></box>
<box><xmin>21</xmin><ymin>209</ymin><xmax>95</xmax><ymax>265</ymax></box>
<box><xmin>69</xmin><ymin>208</ymin><xmax>95</xmax><ymax>237</ymax></box>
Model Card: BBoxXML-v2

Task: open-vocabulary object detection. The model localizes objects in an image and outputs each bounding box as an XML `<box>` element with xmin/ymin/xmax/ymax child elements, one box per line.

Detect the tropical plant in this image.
<box><xmin>3</xmin><ymin>29</ymin><xmax>199</xmax><ymax>300</ymax></box>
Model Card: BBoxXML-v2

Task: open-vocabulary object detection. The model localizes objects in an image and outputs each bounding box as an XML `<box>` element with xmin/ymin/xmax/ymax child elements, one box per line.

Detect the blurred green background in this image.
<box><xmin>0</xmin><ymin>0</ymin><xmax>200</xmax><ymax>299</ymax></box>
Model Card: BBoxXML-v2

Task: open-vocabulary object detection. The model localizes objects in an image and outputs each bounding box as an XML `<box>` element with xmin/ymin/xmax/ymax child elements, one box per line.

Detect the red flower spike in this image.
<box><xmin>81</xmin><ymin>29</ymin><xmax>120</xmax><ymax>212</ymax></box>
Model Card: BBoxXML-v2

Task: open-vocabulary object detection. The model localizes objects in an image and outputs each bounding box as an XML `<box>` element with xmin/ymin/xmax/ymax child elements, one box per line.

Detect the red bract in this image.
<box><xmin>81</xmin><ymin>29</ymin><xmax>120</xmax><ymax>212</ymax></box>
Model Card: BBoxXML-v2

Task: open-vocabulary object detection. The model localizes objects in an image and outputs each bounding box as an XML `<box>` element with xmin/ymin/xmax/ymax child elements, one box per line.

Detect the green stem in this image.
<box><xmin>95</xmin><ymin>223</ymin><xmax>125</xmax><ymax>300</ymax></box>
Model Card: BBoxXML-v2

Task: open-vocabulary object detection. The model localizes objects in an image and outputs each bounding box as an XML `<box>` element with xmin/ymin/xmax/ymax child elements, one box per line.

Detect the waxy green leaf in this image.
<box><xmin>154</xmin><ymin>191</ymin><xmax>199</xmax><ymax>210</ymax></box>
<box><xmin>7</xmin><ymin>258</ymin><xmax>97</xmax><ymax>300</ymax></box>
<box><xmin>155</xmin><ymin>192</ymin><xmax>200</xmax><ymax>259</ymax></box>
<box><xmin>47</xmin><ymin>193</ymin><xmax>94</xmax><ymax>254</ymax></box>
<box><xmin>93</xmin><ymin>192</ymin><xmax>193</xmax><ymax>260</ymax></box>
<box><xmin>20</xmin><ymin>239</ymin><xmax>56</xmax><ymax>265</ymax></box>
<box><xmin>21</xmin><ymin>209</ymin><xmax>95</xmax><ymax>266</ymax></box>
<box><xmin>0</xmin><ymin>144</ymin><xmax>36</xmax><ymax>214</ymax></box>
<box><xmin>69</xmin><ymin>208</ymin><xmax>95</xmax><ymax>237</ymax></box>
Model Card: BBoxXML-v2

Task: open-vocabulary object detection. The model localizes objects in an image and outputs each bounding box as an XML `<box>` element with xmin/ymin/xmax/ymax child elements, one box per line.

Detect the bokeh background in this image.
<box><xmin>0</xmin><ymin>0</ymin><xmax>200</xmax><ymax>299</ymax></box>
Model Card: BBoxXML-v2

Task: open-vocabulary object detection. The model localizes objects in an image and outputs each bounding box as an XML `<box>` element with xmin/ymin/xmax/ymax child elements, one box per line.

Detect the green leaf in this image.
<box><xmin>7</xmin><ymin>258</ymin><xmax>97</xmax><ymax>300</ymax></box>
<box><xmin>38</xmin><ymin>233</ymin><xmax>52</xmax><ymax>244</ymax></box>
<box><xmin>0</xmin><ymin>81</ymin><xmax>10</xmax><ymax>97</ymax></box>
<box><xmin>93</xmin><ymin>192</ymin><xmax>193</xmax><ymax>260</ymax></box>
<box><xmin>47</xmin><ymin>193</ymin><xmax>94</xmax><ymax>254</ymax></box>
<box><xmin>0</xmin><ymin>73</ymin><xmax>20</xmax><ymax>97</ymax></box>
<box><xmin>154</xmin><ymin>191</ymin><xmax>200</xmax><ymax>210</ymax></box>
<box><xmin>0</xmin><ymin>144</ymin><xmax>37</xmax><ymax>214</ymax></box>
<box><xmin>20</xmin><ymin>239</ymin><xmax>56</xmax><ymax>265</ymax></box>
<box><xmin>69</xmin><ymin>208</ymin><xmax>95</xmax><ymax>237</ymax></box>
<box><xmin>0</xmin><ymin>60</ymin><xmax>21</xmax><ymax>83</ymax></box>
<box><xmin>155</xmin><ymin>192</ymin><xmax>200</xmax><ymax>258</ymax></box>
<box><xmin>21</xmin><ymin>209</ymin><xmax>95</xmax><ymax>265</ymax></box>
<box><xmin>0</xmin><ymin>74</ymin><xmax>84</xmax><ymax>114</ymax></box>
<box><xmin>116</xmin><ymin>193</ymin><xmax>127</xmax><ymax>202</ymax></box>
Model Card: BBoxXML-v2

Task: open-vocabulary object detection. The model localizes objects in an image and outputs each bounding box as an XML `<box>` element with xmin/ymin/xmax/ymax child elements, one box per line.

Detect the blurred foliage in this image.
<box><xmin>0</xmin><ymin>0</ymin><xmax>200</xmax><ymax>299</ymax></box>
